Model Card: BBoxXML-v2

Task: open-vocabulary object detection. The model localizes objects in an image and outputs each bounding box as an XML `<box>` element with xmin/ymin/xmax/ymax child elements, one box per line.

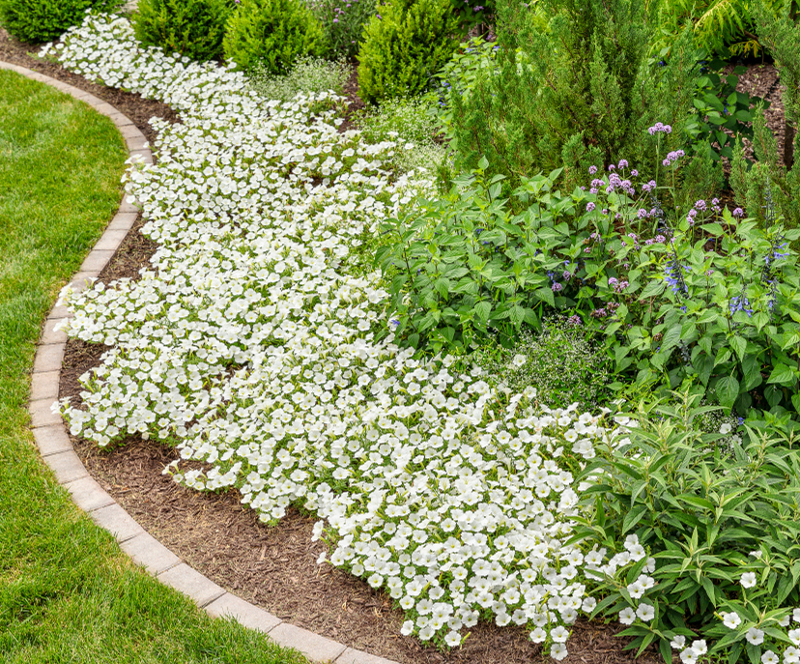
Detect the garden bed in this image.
<box><xmin>7</xmin><ymin>11</ymin><xmax>798</xmax><ymax>664</ymax></box>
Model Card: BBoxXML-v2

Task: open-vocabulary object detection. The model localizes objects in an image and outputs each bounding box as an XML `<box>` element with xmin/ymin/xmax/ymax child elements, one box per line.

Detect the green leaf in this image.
<box><xmin>535</xmin><ymin>287</ymin><xmax>555</xmax><ymax>307</ymax></box>
<box><xmin>742</xmin><ymin>355</ymin><xmax>763</xmax><ymax>391</ymax></box>
<box><xmin>716</xmin><ymin>375</ymin><xmax>740</xmax><ymax>409</ymax></box>
<box><xmin>661</xmin><ymin>324</ymin><xmax>682</xmax><ymax>353</ymax></box>
<box><xmin>701</xmin><ymin>222</ymin><xmax>725</xmax><ymax>236</ymax></box>
<box><xmin>768</xmin><ymin>363</ymin><xmax>795</xmax><ymax>386</ymax></box>
<box><xmin>434</xmin><ymin>277</ymin><xmax>450</xmax><ymax>299</ymax></box>
<box><xmin>473</xmin><ymin>301</ymin><xmax>491</xmax><ymax>324</ymax></box>
<box><xmin>640</xmin><ymin>280</ymin><xmax>666</xmax><ymax>299</ymax></box>
<box><xmin>730</xmin><ymin>335</ymin><xmax>747</xmax><ymax>363</ymax></box>
<box><xmin>622</xmin><ymin>505</ymin><xmax>649</xmax><ymax>535</ymax></box>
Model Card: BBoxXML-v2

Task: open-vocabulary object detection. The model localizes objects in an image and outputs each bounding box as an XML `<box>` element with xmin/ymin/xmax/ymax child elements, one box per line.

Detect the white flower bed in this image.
<box><xmin>44</xmin><ymin>14</ymin><xmax>645</xmax><ymax>657</ymax></box>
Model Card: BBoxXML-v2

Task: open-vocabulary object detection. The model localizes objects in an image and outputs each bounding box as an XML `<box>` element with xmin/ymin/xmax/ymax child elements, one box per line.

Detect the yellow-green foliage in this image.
<box><xmin>357</xmin><ymin>0</ymin><xmax>460</xmax><ymax>105</ymax></box>
<box><xmin>223</xmin><ymin>0</ymin><xmax>326</xmax><ymax>74</ymax></box>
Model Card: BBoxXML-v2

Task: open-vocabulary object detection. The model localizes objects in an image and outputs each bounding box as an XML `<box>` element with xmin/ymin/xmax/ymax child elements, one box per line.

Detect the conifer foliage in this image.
<box><xmin>445</xmin><ymin>0</ymin><xmax>720</xmax><ymax>201</ymax></box>
<box><xmin>731</xmin><ymin>0</ymin><xmax>800</xmax><ymax>228</ymax></box>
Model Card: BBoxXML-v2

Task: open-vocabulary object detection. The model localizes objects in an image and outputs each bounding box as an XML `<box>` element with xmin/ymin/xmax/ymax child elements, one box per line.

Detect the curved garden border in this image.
<box><xmin>6</xmin><ymin>59</ymin><xmax>398</xmax><ymax>664</ymax></box>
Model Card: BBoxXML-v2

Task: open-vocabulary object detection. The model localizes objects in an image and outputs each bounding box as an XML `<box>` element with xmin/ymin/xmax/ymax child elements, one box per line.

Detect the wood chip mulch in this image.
<box><xmin>8</xmin><ymin>25</ymin><xmax>789</xmax><ymax>664</ymax></box>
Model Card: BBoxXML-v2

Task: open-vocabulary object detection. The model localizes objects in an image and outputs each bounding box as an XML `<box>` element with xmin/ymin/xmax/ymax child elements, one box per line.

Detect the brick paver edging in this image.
<box><xmin>4</xmin><ymin>59</ymin><xmax>398</xmax><ymax>664</ymax></box>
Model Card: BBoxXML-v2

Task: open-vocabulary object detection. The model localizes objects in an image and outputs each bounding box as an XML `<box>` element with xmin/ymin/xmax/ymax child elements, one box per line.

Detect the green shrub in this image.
<box><xmin>306</xmin><ymin>0</ymin><xmax>377</xmax><ymax>59</ymax></box>
<box><xmin>0</xmin><ymin>0</ymin><xmax>122</xmax><ymax>43</ymax></box>
<box><xmin>730</xmin><ymin>0</ymin><xmax>800</xmax><ymax>231</ymax></box>
<box><xmin>132</xmin><ymin>0</ymin><xmax>232</xmax><ymax>61</ymax></box>
<box><xmin>575</xmin><ymin>391</ymin><xmax>800</xmax><ymax>663</ymax></box>
<box><xmin>356</xmin><ymin>0</ymin><xmax>460</xmax><ymax>105</ymax></box>
<box><xmin>223</xmin><ymin>0</ymin><xmax>326</xmax><ymax>74</ymax></box>
<box><xmin>248</xmin><ymin>55</ymin><xmax>351</xmax><ymax>101</ymax></box>
<box><xmin>445</xmin><ymin>0</ymin><xmax>722</xmax><ymax>199</ymax></box>
<box><xmin>471</xmin><ymin>317</ymin><xmax>613</xmax><ymax>411</ymax></box>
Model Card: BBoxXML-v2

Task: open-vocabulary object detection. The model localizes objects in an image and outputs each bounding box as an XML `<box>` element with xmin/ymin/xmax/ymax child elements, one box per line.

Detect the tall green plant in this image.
<box><xmin>445</xmin><ymin>0</ymin><xmax>717</xmax><ymax>202</ymax></box>
<box><xmin>730</xmin><ymin>0</ymin><xmax>800</xmax><ymax>228</ymax></box>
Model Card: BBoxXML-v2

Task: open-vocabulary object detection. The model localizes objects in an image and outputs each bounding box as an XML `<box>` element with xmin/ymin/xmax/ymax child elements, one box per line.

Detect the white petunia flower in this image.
<box><xmin>722</xmin><ymin>612</ymin><xmax>742</xmax><ymax>629</ymax></box>
<box><xmin>746</xmin><ymin>628</ymin><xmax>765</xmax><ymax>645</ymax></box>
<box><xmin>741</xmin><ymin>572</ymin><xmax>757</xmax><ymax>588</ymax></box>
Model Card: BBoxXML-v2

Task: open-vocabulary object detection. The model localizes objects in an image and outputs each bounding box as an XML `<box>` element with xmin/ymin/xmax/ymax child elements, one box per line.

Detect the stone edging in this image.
<box><xmin>4</xmin><ymin>60</ymin><xmax>398</xmax><ymax>664</ymax></box>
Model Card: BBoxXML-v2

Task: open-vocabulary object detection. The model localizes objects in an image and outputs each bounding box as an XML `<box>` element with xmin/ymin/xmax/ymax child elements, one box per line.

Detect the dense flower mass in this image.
<box><xmin>45</xmin><ymin>13</ymin><xmax>659</xmax><ymax>657</ymax></box>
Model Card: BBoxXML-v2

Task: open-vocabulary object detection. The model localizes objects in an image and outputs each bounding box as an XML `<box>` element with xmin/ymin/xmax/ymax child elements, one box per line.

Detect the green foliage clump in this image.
<box><xmin>355</xmin><ymin>95</ymin><xmax>445</xmax><ymax>173</ymax></box>
<box><xmin>731</xmin><ymin>0</ymin><xmax>800</xmax><ymax>231</ymax></box>
<box><xmin>445</xmin><ymin>0</ymin><xmax>721</xmax><ymax>199</ymax></box>
<box><xmin>445</xmin><ymin>0</ymin><xmax>494</xmax><ymax>35</ymax></box>
<box><xmin>132</xmin><ymin>0</ymin><xmax>232</xmax><ymax>62</ymax></box>
<box><xmin>653</xmin><ymin>0</ymin><xmax>789</xmax><ymax>59</ymax></box>
<box><xmin>249</xmin><ymin>55</ymin><xmax>351</xmax><ymax>102</ymax></box>
<box><xmin>576</xmin><ymin>391</ymin><xmax>800</xmax><ymax>663</ymax></box>
<box><xmin>471</xmin><ymin>318</ymin><xmax>612</xmax><ymax>411</ymax></box>
<box><xmin>0</xmin><ymin>0</ymin><xmax>122</xmax><ymax>43</ymax></box>
<box><xmin>356</xmin><ymin>0</ymin><xmax>460</xmax><ymax>105</ymax></box>
<box><xmin>377</xmin><ymin>141</ymin><xmax>800</xmax><ymax>419</ymax></box>
<box><xmin>223</xmin><ymin>0</ymin><xmax>326</xmax><ymax>74</ymax></box>
<box><xmin>306</xmin><ymin>0</ymin><xmax>377</xmax><ymax>59</ymax></box>
<box><xmin>687</xmin><ymin>57</ymin><xmax>768</xmax><ymax>163</ymax></box>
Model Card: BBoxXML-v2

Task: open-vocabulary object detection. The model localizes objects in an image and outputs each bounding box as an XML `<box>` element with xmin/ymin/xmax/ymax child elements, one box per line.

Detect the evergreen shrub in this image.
<box><xmin>223</xmin><ymin>0</ymin><xmax>326</xmax><ymax>74</ymax></box>
<box><xmin>731</xmin><ymin>0</ymin><xmax>800</xmax><ymax>230</ymax></box>
<box><xmin>444</xmin><ymin>0</ymin><xmax>722</xmax><ymax>205</ymax></box>
<box><xmin>132</xmin><ymin>0</ymin><xmax>232</xmax><ymax>61</ymax></box>
<box><xmin>0</xmin><ymin>0</ymin><xmax>122</xmax><ymax>43</ymax></box>
<box><xmin>356</xmin><ymin>0</ymin><xmax>460</xmax><ymax>105</ymax></box>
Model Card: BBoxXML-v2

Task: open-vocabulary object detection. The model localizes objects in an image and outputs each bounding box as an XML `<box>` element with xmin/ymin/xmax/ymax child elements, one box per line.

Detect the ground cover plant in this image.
<box><xmin>37</xmin><ymin>8</ymin><xmax>800</xmax><ymax>664</ymax></box>
<box><xmin>46</xmin><ymin>12</ymin><xmax>641</xmax><ymax>658</ymax></box>
<box><xmin>0</xmin><ymin>67</ymin><xmax>309</xmax><ymax>664</ymax></box>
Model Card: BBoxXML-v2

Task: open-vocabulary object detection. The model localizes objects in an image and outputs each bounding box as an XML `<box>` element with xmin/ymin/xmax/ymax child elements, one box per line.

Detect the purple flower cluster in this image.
<box><xmin>662</xmin><ymin>149</ymin><xmax>685</xmax><ymax>167</ymax></box>
<box><xmin>648</xmin><ymin>122</ymin><xmax>672</xmax><ymax>135</ymax></box>
<box><xmin>641</xmin><ymin>180</ymin><xmax>657</xmax><ymax>194</ymax></box>
<box><xmin>733</xmin><ymin>208</ymin><xmax>744</xmax><ymax>218</ymax></box>
<box><xmin>606</xmin><ymin>172</ymin><xmax>635</xmax><ymax>196</ymax></box>
<box><xmin>729</xmin><ymin>294</ymin><xmax>753</xmax><ymax>318</ymax></box>
<box><xmin>608</xmin><ymin>277</ymin><xmax>629</xmax><ymax>293</ymax></box>
<box><xmin>664</xmin><ymin>259</ymin><xmax>689</xmax><ymax>296</ymax></box>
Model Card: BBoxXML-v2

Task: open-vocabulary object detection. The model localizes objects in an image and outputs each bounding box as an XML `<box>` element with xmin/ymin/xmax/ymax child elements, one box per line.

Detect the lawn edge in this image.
<box><xmin>3</xmin><ymin>58</ymin><xmax>400</xmax><ymax>664</ymax></box>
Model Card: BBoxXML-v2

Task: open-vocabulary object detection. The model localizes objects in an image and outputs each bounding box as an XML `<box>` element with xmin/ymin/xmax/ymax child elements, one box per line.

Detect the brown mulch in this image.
<box><xmin>10</xmin><ymin>24</ymin><xmax>790</xmax><ymax>664</ymax></box>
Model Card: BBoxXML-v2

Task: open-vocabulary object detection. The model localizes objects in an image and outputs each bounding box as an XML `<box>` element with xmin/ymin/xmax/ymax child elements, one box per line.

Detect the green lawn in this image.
<box><xmin>0</xmin><ymin>69</ymin><xmax>309</xmax><ymax>664</ymax></box>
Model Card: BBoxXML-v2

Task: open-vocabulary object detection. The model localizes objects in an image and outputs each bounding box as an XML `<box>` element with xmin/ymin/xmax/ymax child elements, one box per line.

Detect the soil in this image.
<box><xmin>3</xmin><ymin>25</ymin><xmax>789</xmax><ymax>664</ymax></box>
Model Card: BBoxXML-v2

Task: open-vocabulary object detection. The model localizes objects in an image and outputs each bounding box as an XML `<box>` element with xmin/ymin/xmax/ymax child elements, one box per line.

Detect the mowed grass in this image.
<box><xmin>0</xmin><ymin>69</ymin><xmax>309</xmax><ymax>664</ymax></box>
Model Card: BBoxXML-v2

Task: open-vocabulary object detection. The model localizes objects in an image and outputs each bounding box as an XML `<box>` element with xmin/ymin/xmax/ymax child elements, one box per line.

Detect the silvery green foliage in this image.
<box><xmin>248</xmin><ymin>55</ymin><xmax>351</xmax><ymax>103</ymax></box>
<box><xmin>356</xmin><ymin>96</ymin><xmax>445</xmax><ymax>174</ymax></box>
<box><xmin>44</xmin><ymin>14</ymin><xmax>641</xmax><ymax>655</ymax></box>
